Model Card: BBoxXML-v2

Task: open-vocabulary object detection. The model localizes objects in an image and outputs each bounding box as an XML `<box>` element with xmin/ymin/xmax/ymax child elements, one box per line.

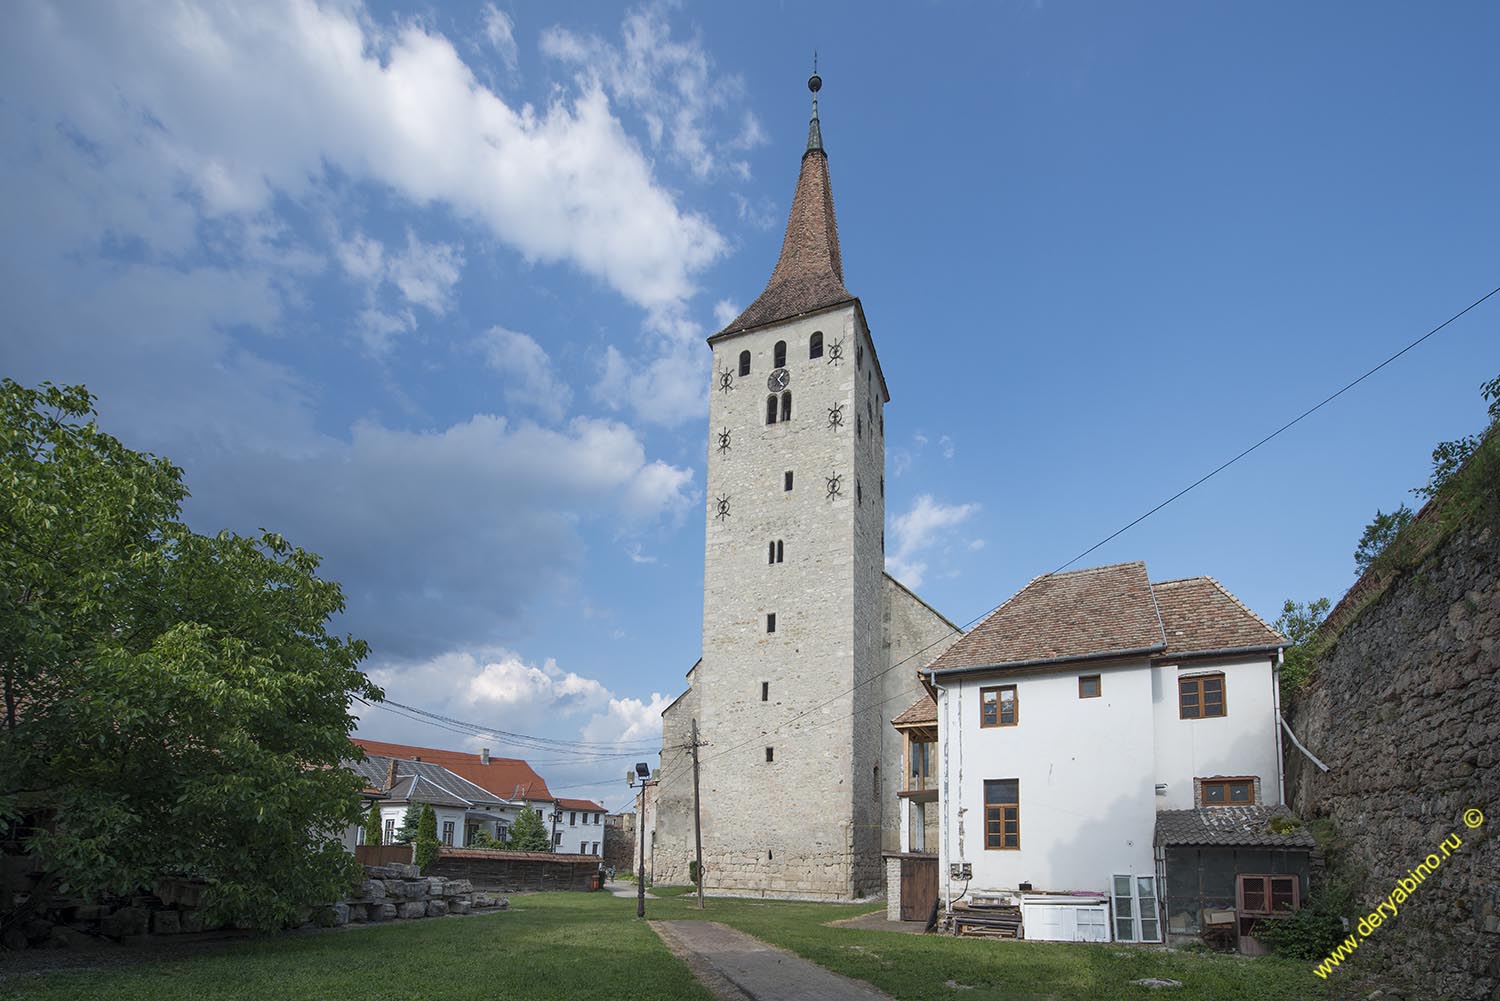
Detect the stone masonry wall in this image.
<box><xmin>1286</xmin><ymin>525</ymin><xmax>1499</xmax><ymax>999</ymax></box>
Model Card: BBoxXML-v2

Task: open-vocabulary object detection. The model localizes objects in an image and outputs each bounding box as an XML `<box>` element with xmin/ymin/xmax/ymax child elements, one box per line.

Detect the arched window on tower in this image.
<box><xmin>766</xmin><ymin>395</ymin><xmax>778</xmax><ymax>425</ymax></box>
<box><xmin>780</xmin><ymin>391</ymin><xmax>791</xmax><ymax>422</ymax></box>
<box><xmin>773</xmin><ymin>341</ymin><xmax>786</xmax><ymax>368</ymax></box>
<box><xmin>768</xmin><ymin>540</ymin><xmax>784</xmax><ymax>564</ymax></box>
<box><xmin>809</xmin><ymin>332</ymin><xmax>823</xmax><ymax>359</ymax></box>
<box><xmin>739</xmin><ymin>350</ymin><xmax>751</xmax><ymax>377</ymax></box>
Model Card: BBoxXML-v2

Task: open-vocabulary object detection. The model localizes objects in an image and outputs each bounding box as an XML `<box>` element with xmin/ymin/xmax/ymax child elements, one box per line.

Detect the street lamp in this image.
<box><xmin>628</xmin><ymin>761</ymin><xmax>655</xmax><ymax>919</ymax></box>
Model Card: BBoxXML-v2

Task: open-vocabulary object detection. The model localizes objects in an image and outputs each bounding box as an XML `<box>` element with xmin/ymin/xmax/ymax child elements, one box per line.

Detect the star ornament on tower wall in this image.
<box><xmin>827</xmin><ymin>402</ymin><xmax>844</xmax><ymax>431</ymax></box>
<box><xmin>826</xmin><ymin>339</ymin><xmax>844</xmax><ymax>365</ymax></box>
<box><xmin>825</xmin><ymin>473</ymin><xmax>842</xmax><ymax>500</ymax></box>
<box><xmin>717</xmin><ymin>428</ymin><xmax>731</xmax><ymax>454</ymax></box>
<box><xmin>714</xmin><ymin>495</ymin><xmax>731</xmax><ymax>521</ymax></box>
<box><xmin>717</xmin><ymin>368</ymin><xmax>735</xmax><ymax>393</ymax></box>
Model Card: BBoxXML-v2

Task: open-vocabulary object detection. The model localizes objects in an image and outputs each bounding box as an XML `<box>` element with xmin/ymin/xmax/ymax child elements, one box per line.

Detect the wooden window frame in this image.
<box><xmin>1178</xmin><ymin>672</ymin><xmax>1227</xmax><ymax>719</ymax></box>
<box><xmin>1236</xmin><ymin>874</ymin><xmax>1300</xmax><ymax>916</ymax></box>
<box><xmin>738</xmin><ymin>350</ymin><xmax>751</xmax><ymax>377</ymax></box>
<box><xmin>906</xmin><ymin>737</ymin><xmax>934</xmax><ymax>792</ymax></box>
<box><xmin>773</xmin><ymin>340</ymin><xmax>787</xmax><ymax>368</ymax></box>
<box><xmin>441</xmin><ymin>821</ymin><xmax>455</xmax><ymax>846</ymax></box>
<box><xmin>1079</xmin><ymin>674</ymin><xmax>1102</xmax><ymax>699</ymax></box>
<box><xmin>1199</xmin><ymin>776</ymin><xmax>1256</xmax><ymax>807</ymax></box>
<box><xmin>980</xmin><ymin>685</ymin><xmax>1018</xmax><ymax>728</ymax></box>
<box><xmin>809</xmin><ymin>331</ymin><xmax>823</xmax><ymax>359</ymax></box>
<box><xmin>983</xmin><ymin>779</ymin><xmax>1020</xmax><ymax>850</ymax></box>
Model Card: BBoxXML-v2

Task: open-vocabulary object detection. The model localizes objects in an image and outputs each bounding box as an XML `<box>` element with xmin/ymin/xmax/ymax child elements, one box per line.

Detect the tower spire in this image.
<box><xmin>715</xmin><ymin>62</ymin><xmax>852</xmax><ymax>337</ymax></box>
<box><xmin>807</xmin><ymin>54</ymin><xmax>823</xmax><ymax>154</ymax></box>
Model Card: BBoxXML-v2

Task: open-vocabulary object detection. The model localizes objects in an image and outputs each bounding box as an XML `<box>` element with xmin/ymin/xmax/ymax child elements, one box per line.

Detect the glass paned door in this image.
<box><xmin>1137</xmin><ymin>876</ymin><xmax>1161</xmax><ymax>943</ymax></box>
<box><xmin>1113</xmin><ymin>875</ymin><xmax>1135</xmax><ymax>942</ymax></box>
<box><xmin>1112</xmin><ymin>874</ymin><xmax>1162</xmax><ymax>943</ymax></box>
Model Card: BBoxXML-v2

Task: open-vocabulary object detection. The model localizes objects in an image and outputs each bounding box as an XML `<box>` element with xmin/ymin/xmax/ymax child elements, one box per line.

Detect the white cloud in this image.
<box><xmin>337</xmin><ymin>229</ymin><xmax>462</xmax><ymax>353</ymax></box>
<box><xmin>625</xmin><ymin>543</ymin><xmax>658</xmax><ymax>564</ymax></box>
<box><xmin>5</xmin><ymin>0</ymin><xmax>723</xmax><ymax>314</ymax></box>
<box><xmin>712</xmin><ymin>298</ymin><xmax>740</xmax><ymax>327</ymax></box>
<box><xmin>389</xmin><ymin>231</ymin><xmax>464</xmax><ymax>315</ymax></box>
<box><xmin>541</xmin><ymin>2</ymin><xmax>765</xmax><ymax>180</ymax></box>
<box><xmin>359</xmin><ymin>648</ymin><xmax>669</xmax><ymax>809</ymax></box>
<box><xmin>968</xmin><ymin>538</ymin><xmax>987</xmax><ymax>552</ymax></box>
<box><xmin>886</xmin><ymin>494</ymin><xmax>981</xmax><ymax>589</ymax></box>
<box><xmin>939</xmin><ymin>435</ymin><xmax>956</xmax><ymax>460</ymax></box>
<box><xmin>594</xmin><ymin>339</ymin><xmax>710</xmax><ymax>428</ymax></box>
<box><xmin>482</xmin><ymin>326</ymin><xmax>572</xmax><ymax>422</ymax></box>
<box><xmin>482</xmin><ymin>5</ymin><xmax>518</xmax><ymax>70</ymax></box>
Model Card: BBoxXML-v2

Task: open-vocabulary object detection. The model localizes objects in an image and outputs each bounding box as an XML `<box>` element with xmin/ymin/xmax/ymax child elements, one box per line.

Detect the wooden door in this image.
<box><xmin>900</xmin><ymin>856</ymin><xmax>938</xmax><ymax>922</ymax></box>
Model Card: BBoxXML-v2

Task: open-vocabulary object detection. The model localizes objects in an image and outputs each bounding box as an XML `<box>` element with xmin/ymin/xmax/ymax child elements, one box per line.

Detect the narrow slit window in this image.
<box><xmin>857</xmin><ymin>413</ymin><xmax>862</xmax><ymax>437</ymax></box>
<box><xmin>856</xmin><ymin>479</ymin><xmax>862</xmax><ymax>505</ymax></box>
<box><xmin>784</xmin><ymin>471</ymin><xmax>794</xmax><ymax>491</ymax></box>
<box><xmin>857</xmin><ymin>343</ymin><xmax>863</xmax><ymax>369</ymax></box>
<box><xmin>766</xmin><ymin>747</ymin><xmax>774</xmax><ymax>763</ymax></box>
<box><xmin>773</xmin><ymin>340</ymin><xmax>786</xmax><ymax>368</ymax></box>
<box><xmin>761</xmin><ymin>682</ymin><xmax>769</xmax><ymax>702</ymax></box>
<box><xmin>880</xmin><ymin>476</ymin><xmax>884</xmax><ymax>497</ymax></box>
<box><xmin>738</xmin><ymin>350</ymin><xmax>751</xmax><ymax>377</ymax></box>
<box><xmin>780</xmin><ymin>391</ymin><xmax>791</xmax><ymax>422</ymax></box>
<box><xmin>809</xmin><ymin>331</ymin><xmax>823</xmax><ymax>359</ymax></box>
<box><xmin>766</xmin><ymin>613</ymin><xmax>776</xmax><ymax>633</ymax></box>
<box><xmin>768</xmin><ymin>540</ymin><xmax>783</xmax><ymax>564</ymax></box>
<box><xmin>766</xmin><ymin>395</ymin><xmax>778</xmax><ymax>425</ymax></box>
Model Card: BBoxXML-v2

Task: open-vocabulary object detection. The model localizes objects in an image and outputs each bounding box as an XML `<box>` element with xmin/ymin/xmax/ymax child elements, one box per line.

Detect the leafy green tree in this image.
<box><xmin>414</xmin><ymin>804</ymin><xmax>439</xmax><ymax>872</ymax></box>
<box><xmin>1414</xmin><ymin>374</ymin><xmax>1500</xmax><ymax>501</ymax></box>
<box><xmin>363</xmin><ymin>802</ymin><xmax>383</xmax><ymax>847</ymax></box>
<box><xmin>508</xmin><ymin>805</ymin><xmax>551</xmax><ymax>852</ymax></box>
<box><xmin>1275</xmin><ymin>597</ymin><xmax>1330</xmax><ymax>702</ymax></box>
<box><xmin>0</xmin><ymin>380</ymin><xmax>382</xmax><ymax>932</ymax></box>
<box><xmin>393</xmin><ymin>804</ymin><xmax>421</xmax><ymax>844</ymax></box>
<box><xmin>1353</xmin><ymin>505</ymin><xmax>1414</xmax><ymax>577</ymax></box>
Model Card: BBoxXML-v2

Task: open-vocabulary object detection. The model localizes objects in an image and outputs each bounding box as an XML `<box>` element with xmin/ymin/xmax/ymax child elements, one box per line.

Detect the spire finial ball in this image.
<box><xmin>808</xmin><ymin>73</ymin><xmax>821</xmax><ymax>94</ymax></box>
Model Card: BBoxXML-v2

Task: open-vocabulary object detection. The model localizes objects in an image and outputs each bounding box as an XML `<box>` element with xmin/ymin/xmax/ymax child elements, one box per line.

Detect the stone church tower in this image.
<box><xmin>653</xmin><ymin>73</ymin><xmax>962</xmax><ymax>900</ymax></box>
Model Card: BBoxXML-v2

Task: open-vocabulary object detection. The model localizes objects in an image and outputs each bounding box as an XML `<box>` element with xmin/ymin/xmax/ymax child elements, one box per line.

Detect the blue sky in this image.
<box><xmin>3</xmin><ymin>1</ymin><xmax>1496</xmax><ymax>810</ymax></box>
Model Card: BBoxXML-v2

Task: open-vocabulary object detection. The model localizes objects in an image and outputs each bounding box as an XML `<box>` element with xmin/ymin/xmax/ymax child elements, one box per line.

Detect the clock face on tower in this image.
<box><xmin>767</xmin><ymin>368</ymin><xmax>790</xmax><ymax>392</ymax></box>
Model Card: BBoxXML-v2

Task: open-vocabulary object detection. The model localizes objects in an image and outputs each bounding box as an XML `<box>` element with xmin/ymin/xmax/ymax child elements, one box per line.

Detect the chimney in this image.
<box><xmin>384</xmin><ymin>759</ymin><xmax>398</xmax><ymax>791</ymax></box>
<box><xmin>480</xmin><ymin>747</ymin><xmax>490</xmax><ymax>766</ymax></box>
<box><xmin>411</xmin><ymin>755</ymin><xmax>421</xmax><ymax>762</ymax></box>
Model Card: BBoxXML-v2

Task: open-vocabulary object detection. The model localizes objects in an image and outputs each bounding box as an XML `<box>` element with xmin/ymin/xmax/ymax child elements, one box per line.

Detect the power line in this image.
<box><xmin>675</xmin><ymin>281</ymin><xmax>1500</xmax><ymax>782</ymax></box>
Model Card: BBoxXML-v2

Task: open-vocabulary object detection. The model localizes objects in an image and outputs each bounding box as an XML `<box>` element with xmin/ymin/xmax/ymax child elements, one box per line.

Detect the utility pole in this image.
<box><xmin>550</xmin><ymin>804</ymin><xmax>560</xmax><ymax>852</ymax></box>
<box><xmin>629</xmin><ymin>762</ymin><xmax>653</xmax><ymax>919</ymax></box>
<box><xmin>690</xmin><ymin>718</ymin><xmax>705</xmax><ymax>911</ymax></box>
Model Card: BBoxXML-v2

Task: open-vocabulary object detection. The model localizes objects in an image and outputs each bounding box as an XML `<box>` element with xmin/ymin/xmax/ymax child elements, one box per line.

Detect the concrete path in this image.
<box><xmin>651</xmin><ymin>920</ymin><xmax>894</xmax><ymax>1001</ymax></box>
<box><xmin>606</xmin><ymin>879</ymin><xmax>653</xmax><ymax>899</ymax></box>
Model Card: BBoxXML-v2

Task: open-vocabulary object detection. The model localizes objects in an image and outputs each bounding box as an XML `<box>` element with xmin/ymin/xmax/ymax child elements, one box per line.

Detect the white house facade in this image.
<box><xmin>555</xmin><ymin>798</ymin><xmax>607</xmax><ymax>856</ymax></box>
<box><xmin>911</xmin><ymin>562</ymin><xmax>1300</xmax><ymax>945</ymax></box>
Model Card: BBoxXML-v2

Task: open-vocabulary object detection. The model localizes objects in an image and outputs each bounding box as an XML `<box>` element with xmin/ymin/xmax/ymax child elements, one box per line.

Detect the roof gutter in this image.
<box><xmin>928</xmin><ymin>643</ymin><xmax>1167</xmax><ymax>679</ymax></box>
<box><xmin>1152</xmin><ymin>643</ymin><xmax>1286</xmax><ymax>662</ymax></box>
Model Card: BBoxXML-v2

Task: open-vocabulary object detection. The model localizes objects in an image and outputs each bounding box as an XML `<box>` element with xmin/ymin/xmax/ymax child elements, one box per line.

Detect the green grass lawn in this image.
<box><xmin>0</xmin><ymin>891</ymin><xmax>1330</xmax><ymax>1001</ymax></box>
<box><xmin>646</xmin><ymin>891</ymin><xmax>1330</xmax><ymax>1001</ymax></box>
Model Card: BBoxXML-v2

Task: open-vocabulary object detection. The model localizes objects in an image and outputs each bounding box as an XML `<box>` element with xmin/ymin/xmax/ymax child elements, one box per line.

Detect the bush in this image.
<box><xmin>1255</xmin><ymin>906</ymin><xmax>1349</xmax><ymax>960</ymax></box>
<box><xmin>688</xmin><ymin>860</ymin><xmax>701</xmax><ymax>885</ymax></box>
<box><xmin>393</xmin><ymin>804</ymin><xmax>420</xmax><ymax>845</ymax></box>
<box><xmin>363</xmin><ymin>802</ymin><xmax>383</xmax><ymax>846</ymax></box>
<box><xmin>414</xmin><ymin>804</ymin><xmax>439</xmax><ymax>872</ymax></box>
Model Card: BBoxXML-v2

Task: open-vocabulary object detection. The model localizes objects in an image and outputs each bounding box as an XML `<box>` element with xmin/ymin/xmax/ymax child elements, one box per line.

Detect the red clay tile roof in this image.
<box><xmin>715</xmin><ymin>146</ymin><xmax>853</xmax><ymax>337</ymax></box>
<box><xmin>556</xmin><ymin>797</ymin><xmax>605</xmax><ymax>812</ymax></box>
<box><xmin>929</xmin><ymin>563</ymin><xmax>1285</xmax><ymax>675</ymax></box>
<box><xmin>352</xmin><ymin>738</ymin><xmax>553</xmax><ymax>802</ymax></box>
<box><xmin>891</xmin><ymin>695</ymin><xmax>937</xmax><ymax>727</ymax></box>
<box><xmin>1152</xmin><ymin>577</ymin><xmax>1285</xmax><ymax>657</ymax></box>
<box><xmin>932</xmin><ymin>562</ymin><xmax>1165</xmax><ymax>672</ymax></box>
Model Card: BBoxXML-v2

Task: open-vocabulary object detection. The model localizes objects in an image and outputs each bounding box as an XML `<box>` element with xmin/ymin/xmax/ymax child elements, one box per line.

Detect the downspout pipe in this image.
<box><xmin>929</xmin><ymin>668</ymin><xmax>960</xmax><ymax>918</ymax></box>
